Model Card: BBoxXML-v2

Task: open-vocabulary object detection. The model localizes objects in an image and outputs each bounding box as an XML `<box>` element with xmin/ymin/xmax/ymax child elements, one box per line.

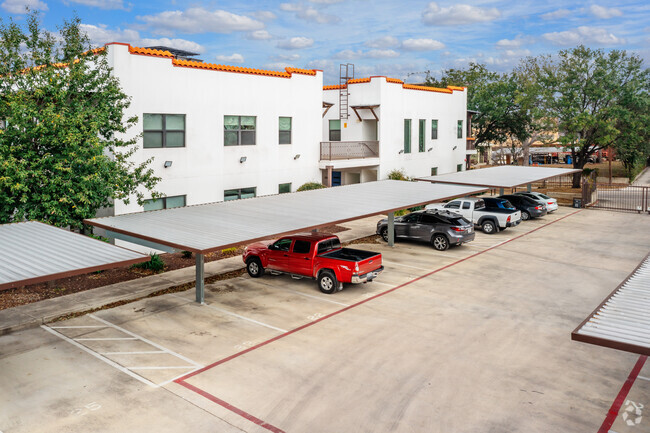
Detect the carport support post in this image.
<box><xmin>527</xmin><ymin>183</ymin><xmax>532</xmax><ymax>192</ymax></box>
<box><xmin>387</xmin><ymin>212</ymin><xmax>395</xmax><ymax>247</ymax></box>
<box><xmin>499</xmin><ymin>187</ymin><xmax>504</xmax><ymax>196</ymax></box>
<box><xmin>195</xmin><ymin>253</ymin><xmax>205</xmax><ymax>304</ymax></box>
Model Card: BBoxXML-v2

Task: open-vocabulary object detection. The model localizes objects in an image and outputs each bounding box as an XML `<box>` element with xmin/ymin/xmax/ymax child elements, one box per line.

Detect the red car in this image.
<box><xmin>242</xmin><ymin>233</ymin><xmax>383</xmax><ymax>294</ymax></box>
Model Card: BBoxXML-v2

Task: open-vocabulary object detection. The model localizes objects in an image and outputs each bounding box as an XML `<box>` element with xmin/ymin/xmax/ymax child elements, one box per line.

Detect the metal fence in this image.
<box><xmin>320</xmin><ymin>140</ymin><xmax>380</xmax><ymax>160</ymax></box>
<box><xmin>532</xmin><ymin>174</ymin><xmax>576</xmax><ymax>189</ymax></box>
<box><xmin>587</xmin><ymin>184</ymin><xmax>650</xmax><ymax>213</ymax></box>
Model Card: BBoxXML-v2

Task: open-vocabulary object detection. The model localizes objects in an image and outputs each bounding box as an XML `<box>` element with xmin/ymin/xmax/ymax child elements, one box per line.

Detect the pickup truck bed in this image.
<box><xmin>319</xmin><ymin>248</ymin><xmax>378</xmax><ymax>262</ymax></box>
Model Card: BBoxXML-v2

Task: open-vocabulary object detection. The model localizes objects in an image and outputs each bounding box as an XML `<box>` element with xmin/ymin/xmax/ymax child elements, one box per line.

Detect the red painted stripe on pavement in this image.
<box><xmin>175</xmin><ymin>209</ymin><xmax>582</xmax><ymax>431</ymax></box>
<box><xmin>598</xmin><ymin>355</ymin><xmax>647</xmax><ymax>433</ymax></box>
<box><xmin>178</xmin><ymin>380</ymin><xmax>286</xmax><ymax>433</ymax></box>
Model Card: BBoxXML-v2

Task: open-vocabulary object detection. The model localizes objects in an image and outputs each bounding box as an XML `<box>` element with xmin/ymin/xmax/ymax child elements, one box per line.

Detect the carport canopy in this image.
<box><xmin>416</xmin><ymin>166</ymin><xmax>581</xmax><ymax>193</ymax></box>
<box><xmin>572</xmin><ymin>253</ymin><xmax>650</xmax><ymax>356</ymax></box>
<box><xmin>0</xmin><ymin>221</ymin><xmax>149</xmax><ymax>290</ymax></box>
<box><xmin>85</xmin><ymin>180</ymin><xmax>487</xmax><ymax>303</ymax></box>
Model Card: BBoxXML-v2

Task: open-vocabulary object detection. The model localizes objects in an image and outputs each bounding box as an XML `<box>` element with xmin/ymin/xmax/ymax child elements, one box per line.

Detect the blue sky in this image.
<box><xmin>1</xmin><ymin>0</ymin><xmax>649</xmax><ymax>84</ymax></box>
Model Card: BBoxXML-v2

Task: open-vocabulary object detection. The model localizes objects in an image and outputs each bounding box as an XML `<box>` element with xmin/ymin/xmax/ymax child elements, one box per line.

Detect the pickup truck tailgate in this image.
<box><xmin>357</xmin><ymin>253</ymin><xmax>382</xmax><ymax>275</ymax></box>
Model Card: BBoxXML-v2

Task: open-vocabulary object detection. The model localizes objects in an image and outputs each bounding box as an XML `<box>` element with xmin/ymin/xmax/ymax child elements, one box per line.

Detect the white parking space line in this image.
<box><xmin>100</xmin><ymin>351</ymin><xmax>166</xmax><ymax>355</ymax></box>
<box><xmin>277</xmin><ymin>288</ymin><xmax>350</xmax><ymax>307</ymax></box>
<box><xmin>127</xmin><ymin>366</ymin><xmax>197</xmax><ymax>370</ymax></box>
<box><xmin>75</xmin><ymin>337</ymin><xmax>138</xmax><ymax>341</ymax></box>
<box><xmin>169</xmin><ymin>294</ymin><xmax>288</xmax><ymax>333</ymax></box>
<box><xmin>637</xmin><ymin>375</ymin><xmax>650</xmax><ymax>382</ymax></box>
<box><xmin>49</xmin><ymin>325</ymin><xmax>107</xmax><ymax>329</ymax></box>
<box><xmin>382</xmin><ymin>260</ymin><xmax>432</xmax><ymax>272</ymax></box>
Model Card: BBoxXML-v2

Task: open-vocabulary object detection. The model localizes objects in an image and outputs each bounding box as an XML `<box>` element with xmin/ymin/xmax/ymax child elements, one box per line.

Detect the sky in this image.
<box><xmin>1</xmin><ymin>0</ymin><xmax>649</xmax><ymax>84</ymax></box>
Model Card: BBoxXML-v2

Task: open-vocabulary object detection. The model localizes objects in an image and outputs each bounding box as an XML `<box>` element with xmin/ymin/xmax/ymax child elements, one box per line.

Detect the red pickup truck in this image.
<box><xmin>242</xmin><ymin>233</ymin><xmax>383</xmax><ymax>294</ymax></box>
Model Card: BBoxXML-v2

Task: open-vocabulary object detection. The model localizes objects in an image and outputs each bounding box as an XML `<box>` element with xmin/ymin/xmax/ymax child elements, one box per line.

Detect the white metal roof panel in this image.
<box><xmin>0</xmin><ymin>221</ymin><xmax>149</xmax><ymax>290</ymax></box>
<box><xmin>85</xmin><ymin>180</ymin><xmax>486</xmax><ymax>254</ymax></box>
<box><xmin>416</xmin><ymin>166</ymin><xmax>581</xmax><ymax>188</ymax></box>
<box><xmin>572</xmin><ymin>253</ymin><xmax>650</xmax><ymax>356</ymax></box>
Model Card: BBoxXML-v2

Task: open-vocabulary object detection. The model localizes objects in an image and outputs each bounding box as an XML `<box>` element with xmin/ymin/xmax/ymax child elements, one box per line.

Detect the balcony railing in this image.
<box><xmin>466</xmin><ymin>138</ymin><xmax>476</xmax><ymax>151</ymax></box>
<box><xmin>320</xmin><ymin>140</ymin><xmax>380</xmax><ymax>160</ymax></box>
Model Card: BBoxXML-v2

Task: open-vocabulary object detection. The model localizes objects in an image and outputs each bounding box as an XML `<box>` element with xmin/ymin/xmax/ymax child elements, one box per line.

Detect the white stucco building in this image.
<box><xmin>104</xmin><ymin>43</ymin><xmax>323</xmax><ymax>216</ymax></box>
<box><xmin>321</xmin><ymin>76</ymin><xmax>472</xmax><ymax>186</ymax></box>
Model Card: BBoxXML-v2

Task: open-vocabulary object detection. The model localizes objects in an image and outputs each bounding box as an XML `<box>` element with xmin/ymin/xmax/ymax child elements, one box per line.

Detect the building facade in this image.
<box><xmin>321</xmin><ymin>76</ymin><xmax>470</xmax><ymax>186</ymax></box>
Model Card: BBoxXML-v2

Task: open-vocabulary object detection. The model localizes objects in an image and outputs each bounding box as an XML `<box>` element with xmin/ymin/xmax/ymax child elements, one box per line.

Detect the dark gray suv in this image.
<box><xmin>376</xmin><ymin>210</ymin><xmax>475</xmax><ymax>251</ymax></box>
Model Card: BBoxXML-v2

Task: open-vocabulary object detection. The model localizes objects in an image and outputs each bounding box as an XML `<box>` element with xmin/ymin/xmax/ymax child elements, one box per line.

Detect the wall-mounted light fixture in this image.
<box><xmin>398</xmin><ymin>149</ymin><xmax>404</xmax><ymax>154</ymax></box>
<box><xmin>452</xmin><ymin>145</ymin><xmax>457</xmax><ymax>150</ymax></box>
<box><xmin>164</xmin><ymin>161</ymin><xmax>173</xmax><ymax>168</ymax></box>
<box><xmin>427</xmin><ymin>147</ymin><xmax>433</xmax><ymax>152</ymax></box>
<box><xmin>239</xmin><ymin>156</ymin><xmax>247</xmax><ymax>163</ymax></box>
<box><xmin>294</xmin><ymin>154</ymin><xmax>301</xmax><ymax>160</ymax></box>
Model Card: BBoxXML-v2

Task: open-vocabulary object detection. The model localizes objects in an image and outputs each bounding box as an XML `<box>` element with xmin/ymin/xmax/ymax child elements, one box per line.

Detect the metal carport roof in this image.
<box><xmin>572</xmin><ymin>253</ymin><xmax>650</xmax><ymax>356</ymax></box>
<box><xmin>85</xmin><ymin>180</ymin><xmax>486</xmax><ymax>254</ymax></box>
<box><xmin>0</xmin><ymin>221</ymin><xmax>149</xmax><ymax>290</ymax></box>
<box><xmin>415</xmin><ymin>166</ymin><xmax>581</xmax><ymax>189</ymax></box>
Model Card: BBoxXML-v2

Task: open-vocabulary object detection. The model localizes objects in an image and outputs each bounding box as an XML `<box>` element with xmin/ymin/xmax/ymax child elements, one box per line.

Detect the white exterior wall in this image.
<box><xmin>323</xmin><ymin>77</ymin><xmax>467</xmax><ymax>181</ymax></box>
<box><xmin>106</xmin><ymin>44</ymin><xmax>323</xmax><ymax>216</ymax></box>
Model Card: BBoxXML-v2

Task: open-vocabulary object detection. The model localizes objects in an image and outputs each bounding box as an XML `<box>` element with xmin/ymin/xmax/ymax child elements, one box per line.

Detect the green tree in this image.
<box><xmin>538</xmin><ymin>45</ymin><xmax>650</xmax><ymax>186</ymax></box>
<box><xmin>0</xmin><ymin>12</ymin><xmax>159</xmax><ymax>230</ymax></box>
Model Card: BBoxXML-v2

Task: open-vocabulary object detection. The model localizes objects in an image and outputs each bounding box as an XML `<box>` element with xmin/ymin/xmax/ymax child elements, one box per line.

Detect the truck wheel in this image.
<box><xmin>318</xmin><ymin>270</ymin><xmax>338</xmax><ymax>294</ymax></box>
<box><xmin>246</xmin><ymin>257</ymin><xmax>264</xmax><ymax>278</ymax></box>
<box><xmin>431</xmin><ymin>234</ymin><xmax>449</xmax><ymax>251</ymax></box>
<box><xmin>482</xmin><ymin>220</ymin><xmax>497</xmax><ymax>234</ymax></box>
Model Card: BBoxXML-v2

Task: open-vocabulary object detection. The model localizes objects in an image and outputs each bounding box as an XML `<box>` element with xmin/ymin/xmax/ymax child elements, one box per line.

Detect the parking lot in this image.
<box><xmin>1</xmin><ymin>207</ymin><xmax>650</xmax><ymax>432</ymax></box>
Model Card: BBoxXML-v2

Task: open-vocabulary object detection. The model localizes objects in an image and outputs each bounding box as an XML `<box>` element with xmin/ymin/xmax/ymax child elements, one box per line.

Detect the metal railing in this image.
<box><xmin>320</xmin><ymin>140</ymin><xmax>379</xmax><ymax>160</ymax></box>
<box><xmin>588</xmin><ymin>184</ymin><xmax>650</xmax><ymax>213</ymax></box>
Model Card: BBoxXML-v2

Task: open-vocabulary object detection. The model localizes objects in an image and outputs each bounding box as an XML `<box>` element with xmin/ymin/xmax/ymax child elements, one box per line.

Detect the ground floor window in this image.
<box><xmin>431</xmin><ymin>167</ymin><xmax>438</xmax><ymax>176</ymax></box>
<box><xmin>224</xmin><ymin>187</ymin><xmax>257</xmax><ymax>201</ymax></box>
<box><xmin>143</xmin><ymin>195</ymin><xmax>186</xmax><ymax>211</ymax></box>
<box><xmin>457</xmin><ymin>164</ymin><xmax>463</xmax><ymax>172</ymax></box>
<box><xmin>279</xmin><ymin>183</ymin><xmax>291</xmax><ymax>194</ymax></box>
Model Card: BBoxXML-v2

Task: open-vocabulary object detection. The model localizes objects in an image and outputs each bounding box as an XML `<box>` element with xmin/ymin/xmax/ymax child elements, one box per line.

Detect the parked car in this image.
<box><xmin>483</xmin><ymin>197</ymin><xmax>518</xmax><ymax>212</ymax></box>
<box><xmin>376</xmin><ymin>209</ymin><xmax>474</xmax><ymax>251</ymax></box>
<box><xmin>514</xmin><ymin>191</ymin><xmax>558</xmax><ymax>213</ymax></box>
<box><xmin>243</xmin><ymin>233</ymin><xmax>383</xmax><ymax>294</ymax></box>
<box><xmin>426</xmin><ymin>197</ymin><xmax>521</xmax><ymax>234</ymax></box>
<box><xmin>498</xmin><ymin>194</ymin><xmax>547</xmax><ymax>220</ymax></box>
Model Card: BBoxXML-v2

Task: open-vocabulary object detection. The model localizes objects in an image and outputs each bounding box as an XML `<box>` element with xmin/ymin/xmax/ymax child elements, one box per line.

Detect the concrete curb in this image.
<box><xmin>0</xmin><ymin>218</ymin><xmax>379</xmax><ymax>335</ymax></box>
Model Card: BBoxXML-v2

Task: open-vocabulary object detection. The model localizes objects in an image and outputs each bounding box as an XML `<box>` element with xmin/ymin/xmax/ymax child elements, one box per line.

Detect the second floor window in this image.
<box><xmin>279</xmin><ymin>117</ymin><xmax>292</xmax><ymax>144</ymax></box>
<box><xmin>225</xmin><ymin>116</ymin><xmax>256</xmax><ymax>146</ymax></box>
<box><xmin>431</xmin><ymin>119</ymin><xmax>438</xmax><ymax>139</ymax></box>
<box><xmin>143</xmin><ymin>114</ymin><xmax>185</xmax><ymax>148</ymax></box>
<box><xmin>329</xmin><ymin>119</ymin><xmax>341</xmax><ymax>141</ymax></box>
<box><xmin>419</xmin><ymin>119</ymin><xmax>425</xmax><ymax>152</ymax></box>
<box><xmin>143</xmin><ymin>195</ymin><xmax>186</xmax><ymax>211</ymax></box>
<box><xmin>403</xmin><ymin>119</ymin><xmax>411</xmax><ymax>153</ymax></box>
<box><xmin>457</xmin><ymin>120</ymin><xmax>463</xmax><ymax>139</ymax></box>
<box><xmin>431</xmin><ymin>167</ymin><xmax>438</xmax><ymax>176</ymax></box>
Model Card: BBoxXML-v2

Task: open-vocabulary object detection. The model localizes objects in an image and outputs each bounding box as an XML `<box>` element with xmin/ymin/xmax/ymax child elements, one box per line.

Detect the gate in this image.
<box><xmin>586</xmin><ymin>183</ymin><xmax>650</xmax><ymax>213</ymax></box>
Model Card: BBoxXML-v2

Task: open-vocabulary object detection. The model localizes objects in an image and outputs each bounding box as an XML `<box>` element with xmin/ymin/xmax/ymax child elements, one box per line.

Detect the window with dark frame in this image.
<box><xmin>457</xmin><ymin>120</ymin><xmax>463</xmax><ymax>139</ymax></box>
<box><xmin>279</xmin><ymin>183</ymin><xmax>291</xmax><ymax>194</ymax></box>
<box><xmin>403</xmin><ymin>119</ymin><xmax>411</xmax><ymax>153</ymax></box>
<box><xmin>143</xmin><ymin>195</ymin><xmax>186</xmax><ymax>211</ymax></box>
<box><xmin>431</xmin><ymin>119</ymin><xmax>438</xmax><ymax>139</ymax></box>
<box><xmin>224</xmin><ymin>116</ymin><xmax>256</xmax><ymax>146</ymax></box>
<box><xmin>431</xmin><ymin>167</ymin><xmax>438</xmax><ymax>176</ymax></box>
<box><xmin>329</xmin><ymin>119</ymin><xmax>341</xmax><ymax>141</ymax></box>
<box><xmin>143</xmin><ymin>114</ymin><xmax>186</xmax><ymax>148</ymax></box>
<box><xmin>279</xmin><ymin>117</ymin><xmax>292</xmax><ymax>144</ymax></box>
<box><xmin>293</xmin><ymin>240</ymin><xmax>311</xmax><ymax>254</ymax></box>
<box><xmin>457</xmin><ymin>163</ymin><xmax>463</xmax><ymax>172</ymax></box>
<box><xmin>224</xmin><ymin>187</ymin><xmax>257</xmax><ymax>201</ymax></box>
<box><xmin>418</xmin><ymin>119</ymin><xmax>425</xmax><ymax>152</ymax></box>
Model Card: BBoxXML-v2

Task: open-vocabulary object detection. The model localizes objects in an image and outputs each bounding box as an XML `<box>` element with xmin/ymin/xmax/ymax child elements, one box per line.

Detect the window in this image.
<box><xmin>279</xmin><ymin>183</ymin><xmax>291</xmax><ymax>194</ymax></box>
<box><xmin>462</xmin><ymin>202</ymin><xmax>471</xmax><ymax>210</ymax></box>
<box><xmin>224</xmin><ymin>116</ymin><xmax>256</xmax><ymax>146</ymax></box>
<box><xmin>445</xmin><ymin>201</ymin><xmax>461</xmax><ymax>209</ymax></box>
<box><xmin>431</xmin><ymin>119</ymin><xmax>438</xmax><ymax>139</ymax></box>
<box><xmin>418</xmin><ymin>119</ymin><xmax>425</xmax><ymax>152</ymax></box>
<box><xmin>421</xmin><ymin>214</ymin><xmax>440</xmax><ymax>224</ymax></box>
<box><xmin>403</xmin><ymin>119</ymin><xmax>411</xmax><ymax>153</ymax></box>
<box><xmin>143</xmin><ymin>195</ymin><xmax>186</xmax><ymax>211</ymax></box>
<box><xmin>329</xmin><ymin>119</ymin><xmax>341</xmax><ymax>141</ymax></box>
<box><xmin>271</xmin><ymin>238</ymin><xmax>292</xmax><ymax>252</ymax></box>
<box><xmin>431</xmin><ymin>167</ymin><xmax>438</xmax><ymax>176</ymax></box>
<box><xmin>293</xmin><ymin>240</ymin><xmax>311</xmax><ymax>254</ymax></box>
<box><xmin>143</xmin><ymin>114</ymin><xmax>185</xmax><ymax>148</ymax></box>
<box><xmin>457</xmin><ymin>120</ymin><xmax>463</xmax><ymax>139</ymax></box>
<box><xmin>317</xmin><ymin>238</ymin><xmax>341</xmax><ymax>254</ymax></box>
<box><xmin>457</xmin><ymin>164</ymin><xmax>463</xmax><ymax>172</ymax></box>
<box><xmin>224</xmin><ymin>187</ymin><xmax>256</xmax><ymax>201</ymax></box>
<box><xmin>279</xmin><ymin>117</ymin><xmax>292</xmax><ymax>144</ymax></box>
<box><xmin>402</xmin><ymin>213</ymin><xmax>420</xmax><ymax>223</ymax></box>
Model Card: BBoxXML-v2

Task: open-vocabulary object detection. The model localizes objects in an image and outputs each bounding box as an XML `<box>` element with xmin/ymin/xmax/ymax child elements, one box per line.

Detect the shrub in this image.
<box><xmin>221</xmin><ymin>247</ymin><xmax>237</xmax><ymax>254</ymax></box>
<box><xmin>297</xmin><ymin>182</ymin><xmax>325</xmax><ymax>191</ymax></box>
<box><xmin>181</xmin><ymin>250</ymin><xmax>193</xmax><ymax>259</ymax></box>
<box><xmin>132</xmin><ymin>253</ymin><xmax>165</xmax><ymax>272</ymax></box>
<box><xmin>387</xmin><ymin>169</ymin><xmax>410</xmax><ymax>181</ymax></box>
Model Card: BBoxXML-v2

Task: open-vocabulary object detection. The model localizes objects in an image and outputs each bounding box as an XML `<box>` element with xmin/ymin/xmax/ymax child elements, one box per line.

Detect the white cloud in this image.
<box><xmin>1</xmin><ymin>0</ymin><xmax>47</xmax><ymax>13</ymax></box>
<box><xmin>80</xmin><ymin>24</ymin><xmax>205</xmax><ymax>53</ymax></box>
<box><xmin>365</xmin><ymin>36</ymin><xmax>399</xmax><ymax>48</ymax></box>
<box><xmin>247</xmin><ymin>30</ymin><xmax>272</xmax><ymax>40</ymax></box>
<box><xmin>589</xmin><ymin>5</ymin><xmax>623</xmax><ymax>19</ymax></box>
<box><xmin>137</xmin><ymin>8</ymin><xmax>264</xmax><ymax>35</ymax></box>
<box><xmin>279</xmin><ymin>3</ymin><xmax>340</xmax><ymax>24</ymax></box>
<box><xmin>366</xmin><ymin>49</ymin><xmax>400</xmax><ymax>58</ymax></box>
<box><xmin>272</xmin><ymin>53</ymin><xmax>301</xmax><ymax>61</ymax></box>
<box><xmin>422</xmin><ymin>2</ymin><xmax>500</xmax><ymax>26</ymax></box>
<box><xmin>495</xmin><ymin>36</ymin><xmax>532</xmax><ymax>49</ymax></box>
<box><xmin>277</xmin><ymin>36</ymin><xmax>314</xmax><ymax>49</ymax></box>
<box><xmin>215</xmin><ymin>53</ymin><xmax>244</xmax><ymax>63</ymax></box>
<box><xmin>252</xmin><ymin>10</ymin><xmax>276</xmax><ymax>21</ymax></box>
<box><xmin>543</xmin><ymin>26</ymin><xmax>626</xmax><ymax>45</ymax></box>
<box><xmin>401</xmin><ymin>38</ymin><xmax>444</xmax><ymax>51</ymax></box>
<box><xmin>309</xmin><ymin>0</ymin><xmax>343</xmax><ymax>3</ymax></box>
<box><xmin>333</xmin><ymin>48</ymin><xmax>400</xmax><ymax>60</ymax></box>
<box><xmin>541</xmin><ymin>9</ymin><xmax>571</xmax><ymax>20</ymax></box>
<box><xmin>66</xmin><ymin>0</ymin><xmax>126</xmax><ymax>10</ymax></box>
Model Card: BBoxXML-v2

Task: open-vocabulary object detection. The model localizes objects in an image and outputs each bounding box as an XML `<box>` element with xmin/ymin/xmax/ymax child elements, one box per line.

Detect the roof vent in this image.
<box><xmin>145</xmin><ymin>46</ymin><xmax>202</xmax><ymax>62</ymax></box>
